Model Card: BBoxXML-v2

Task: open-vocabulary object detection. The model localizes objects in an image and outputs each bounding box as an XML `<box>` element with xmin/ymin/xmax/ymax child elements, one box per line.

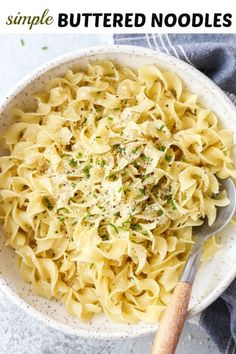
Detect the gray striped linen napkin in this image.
<box><xmin>114</xmin><ymin>33</ymin><xmax>236</xmax><ymax>354</ymax></box>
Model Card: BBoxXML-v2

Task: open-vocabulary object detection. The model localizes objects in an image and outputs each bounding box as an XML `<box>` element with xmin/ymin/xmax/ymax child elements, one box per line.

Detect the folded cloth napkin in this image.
<box><xmin>114</xmin><ymin>33</ymin><xmax>236</xmax><ymax>354</ymax></box>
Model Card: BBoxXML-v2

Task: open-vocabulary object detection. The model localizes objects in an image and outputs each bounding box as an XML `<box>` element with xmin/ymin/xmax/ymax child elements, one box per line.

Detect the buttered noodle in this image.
<box><xmin>0</xmin><ymin>61</ymin><xmax>235</xmax><ymax>323</ymax></box>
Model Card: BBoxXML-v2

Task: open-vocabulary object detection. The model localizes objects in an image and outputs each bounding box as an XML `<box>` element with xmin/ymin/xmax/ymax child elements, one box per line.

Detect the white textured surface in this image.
<box><xmin>0</xmin><ymin>33</ymin><xmax>220</xmax><ymax>354</ymax></box>
<box><xmin>0</xmin><ymin>291</ymin><xmax>218</xmax><ymax>354</ymax></box>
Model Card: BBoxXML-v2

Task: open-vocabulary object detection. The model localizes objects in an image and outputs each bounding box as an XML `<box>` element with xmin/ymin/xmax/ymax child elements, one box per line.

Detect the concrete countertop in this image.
<box><xmin>0</xmin><ymin>33</ymin><xmax>220</xmax><ymax>354</ymax></box>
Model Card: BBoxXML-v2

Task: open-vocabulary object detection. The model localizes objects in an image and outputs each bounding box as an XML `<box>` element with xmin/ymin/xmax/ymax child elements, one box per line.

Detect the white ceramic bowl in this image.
<box><xmin>0</xmin><ymin>45</ymin><xmax>236</xmax><ymax>339</ymax></box>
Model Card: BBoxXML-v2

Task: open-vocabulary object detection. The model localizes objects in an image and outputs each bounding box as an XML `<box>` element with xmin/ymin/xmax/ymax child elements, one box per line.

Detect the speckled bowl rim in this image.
<box><xmin>0</xmin><ymin>45</ymin><xmax>236</xmax><ymax>339</ymax></box>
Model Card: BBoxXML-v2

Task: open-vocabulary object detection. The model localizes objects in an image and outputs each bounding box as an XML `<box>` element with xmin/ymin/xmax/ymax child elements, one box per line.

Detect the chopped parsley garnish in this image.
<box><xmin>141</xmin><ymin>154</ymin><xmax>151</xmax><ymax>162</ymax></box>
<box><xmin>108</xmin><ymin>173</ymin><xmax>117</xmax><ymax>181</ymax></box>
<box><xmin>70</xmin><ymin>197</ymin><xmax>77</xmax><ymax>203</ymax></box>
<box><xmin>97</xmin><ymin>159</ymin><xmax>106</xmax><ymax>167</ymax></box>
<box><xmin>59</xmin><ymin>216</ymin><xmax>65</xmax><ymax>222</ymax></box>
<box><xmin>132</xmin><ymin>223</ymin><xmax>142</xmax><ymax>231</ymax></box>
<box><xmin>109</xmin><ymin>223</ymin><xmax>118</xmax><ymax>233</ymax></box>
<box><xmin>124</xmin><ymin>186</ymin><xmax>131</xmax><ymax>192</ymax></box>
<box><xmin>157</xmin><ymin>124</ymin><xmax>165</xmax><ymax>132</ymax></box>
<box><xmin>57</xmin><ymin>207</ymin><xmax>69</xmax><ymax>214</ymax></box>
<box><xmin>82</xmin><ymin>165</ymin><xmax>92</xmax><ymax>178</ymax></box>
<box><xmin>117</xmin><ymin>145</ymin><xmax>126</xmax><ymax>154</ymax></box>
<box><xmin>121</xmin><ymin>221</ymin><xmax>131</xmax><ymax>231</ymax></box>
<box><xmin>128</xmin><ymin>207</ymin><xmax>136</xmax><ymax>215</ymax></box>
<box><xmin>118</xmin><ymin>186</ymin><xmax>123</xmax><ymax>192</ymax></box>
<box><xmin>42</xmin><ymin>46</ymin><xmax>48</xmax><ymax>50</ymax></box>
<box><xmin>90</xmin><ymin>263</ymin><xmax>94</xmax><ymax>269</ymax></box>
<box><xmin>159</xmin><ymin>145</ymin><xmax>166</xmax><ymax>152</ymax></box>
<box><xmin>138</xmin><ymin>188</ymin><xmax>146</xmax><ymax>195</ymax></box>
<box><xmin>88</xmin><ymin>213</ymin><xmax>96</xmax><ymax>218</ymax></box>
<box><xmin>167</xmin><ymin>196</ymin><xmax>177</xmax><ymax>210</ymax></box>
<box><xmin>71</xmin><ymin>182</ymin><xmax>77</xmax><ymax>188</ymax></box>
<box><xmin>20</xmin><ymin>39</ymin><xmax>25</xmax><ymax>46</ymax></box>
<box><xmin>96</xmin><ymin>136</ymin><xmax>101</xmax><ymax>139</ymax></box>
<box><xmin>132</xmin><ymin>147</ymin><xmax>139</xmax><ymax>154</ymax></box>
<box><xmin>113</xmin><ymin>107</ymin><xmax>120</xmax><ymax>111</ymax></box>
<box><xmin>44</xmin><ymin>197</ymin><xmax>53</xmax><ymax>210</ymax></box>
<box><xmin>108</xmin><ymin>117</ymin><xmax>113</xmax><ymax>121</ymax></box>
<box><xmin>69</xmin><ymin>158</ymin><xmax>78</xmax><ymax>168</ymax></box>
<box><xmin>157</xmin><ymin>209</ymin><xmax>164</xmax><ymax>216</ymax></box>
<box><xmin>72</xmin><ymin>221</ymin><xmax>78</xmax><ymax>226</ymax></box>
<box><xmin>182</xmin><ymin>193</ymin><xmax>187</xmax><ymax>201</ymax></box>
<box><xmin>143</xmin><ymin>173</ymin><xmax>152</xmax><ymax>181</ymax></box>
<box><xmin>77</xmin><ymin>152</ymin><xmax>82</xmax><ymax>159</ymax></box>
<box><xmin>165</xmin><ymin>155</ymin><xmax>172</xmax><ymax>162</ymax></box>
<box><xmin>222</xmin><ymin>149</ymin><xmax>227</xmax><ymax>156</ymax></box>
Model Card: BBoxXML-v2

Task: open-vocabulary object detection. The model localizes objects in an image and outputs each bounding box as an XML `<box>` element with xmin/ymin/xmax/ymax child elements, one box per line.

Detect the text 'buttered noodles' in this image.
<box><xmin>0</xmin><ymin>61</ymin><xmax>235</xmax><ymax>323</ymax></box>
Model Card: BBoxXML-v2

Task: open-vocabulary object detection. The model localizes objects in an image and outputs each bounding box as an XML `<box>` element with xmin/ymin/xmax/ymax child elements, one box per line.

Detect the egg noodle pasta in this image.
<box><xmin>0</xmin><ymin>61</ymin><xmax>235</xmax><ymax>323</ymax></box>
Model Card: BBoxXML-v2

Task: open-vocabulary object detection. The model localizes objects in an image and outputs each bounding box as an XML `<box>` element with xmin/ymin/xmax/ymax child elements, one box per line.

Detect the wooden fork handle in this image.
<box><xmin>151</xmin><ymin>282</ymin><xmax>192</xmax><ymax>354</ymax></box>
